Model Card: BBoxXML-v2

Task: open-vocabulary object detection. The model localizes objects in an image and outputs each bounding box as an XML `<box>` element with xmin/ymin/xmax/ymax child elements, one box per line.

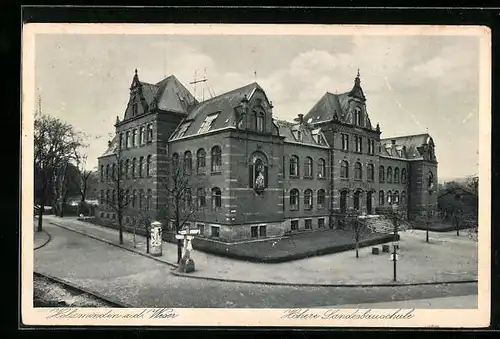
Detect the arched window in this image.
<box><xmin>105</xmin><ymin>190</ymin><xmax>109</xmax><ymax>205</ymax></box>
<box><xmin>110</xmin><ymin>163</ymin><xmax>115</xmax><ymax>180</ymax></box>
<box><xmin>184</xmin><ymin>151</ymin><xmax>192</xmax><ymax>175</ymax></box>
<box><xmin>379</xmin><ymin>165</ymin><xmax>385</xmax><ymax>183</ymax></box>
<box><xmin>132</xmin><ymin>129</ymin><xmax>137</xmax><ymax>147</ymax></box>
<box><xmin>119</xmin><ymin>160</ymin><xmax>123</xmax><ymax>178</ymax></box>
<box><xmin>353</xmin><ymin>190</ymin><xmax>361</xmax><ymax>210</ymax></box>
<box><xmin>304</xmin><ymin>157</ymin><xmax>313</xmax><ymax>178</ymax></box>
<box><xmin>211</xmin><ymin>146</ymin><xmax>222</xmax><ymax>173</ymax></box>
<box><xmin>387</xmin><ymin>166</ymin><xmax>393</xmax><ymax>183</ymax></box>
<box><xmin>379</xmin><ymin>190</ymin><xmax>384</xmax><ymax>205</ymax></box>
<box><xmin>394</xmin><ymin>167</ymin><xmax>400</xmax><ymax>184</ymax></box>
<box><xmin>354</xmin><ymin>162</ymin><xmax>362</xmax><ymax>180</ymax></box>
<box><xmin>125</xmin><ymin>189</ymin><xmax>130</xmax><ymax>205</ymax></box>
<box><xmin>139</xmin><ymin>127</ymin><xmax>145</xmax><ymax>144</ymax></box>
<box><xmin>340</xmin><ymin>190</ymin><xmax>348</xmax><ymax>213</ymax></box>
<box><xmin>290</xmin><ymin>155</ymin><xmax>299</xmax><ymax>177</ymax></box>
<box><xmin>304</xmin><ymin>189</ymin><xmax>313</xmax><ymax>209</ymax></box>
<box><xmin>138</xmin><ymin>156</ymin><xmax>143</xmax><ymax>177</ymax></box>
<box><xmin>124</xmin><ymin>159</ymin><xmax>130</xmax><ymax>179</ymax></box>
<box><xmin>393</xmin><ymin>190</ymin><xmax>400</xmax><ymax>205</ymax></box>
<box><xmin>317</xmin><ymin>189</ymin><xmax>325</xmax><ymax>209</ymax></box>
<box><xmin>105</xmin><ymin>164</ymin><xmax>110</xmax><ymax>181</ymax></box>
<box><xmin>401</xmin><ymin>168</ymin><xmax>407</xmax><ymax>184</ymax></box>
<box><xmin>197</xmin><ymin>188</ymin><xmax>206</xmax><ymax>209</ymax></box>
<box><xmin>125</xmin><ymin>131</ymin><xmax>130</xmax><ymax>148</ymax></box>
<box><xmin>256</xmin><ymin>112</ymin><xmax>264</xmax><ymax>132</ymax></box>
<box><xmin>387</xmin><ymin>190</ymin><xmax>392</xmax><ymax>205</ymax></box>
<box><xmin>111</xmin><ymin>189</ymin><xmax>116</xmax><ymax>205</ymax></box>
<box><xmin>147</xmin><ymin>189</ymin><xmax>152</xmax><ymax>210</ymax></box>
<box><xmin>211</xmin><ymin>187</ymin><xmax>222</xmax><ymax>210</ymax></box>
<box><xmin>197</xmin><ymin>148</ymin><xmax>206</xmax><ymax>174</ymax></box>
<box><xmin>100</xmin><ymin>165</ymin><xmax>104</xmax><ymax>181</ymax></box>
<box><xmin>132</xmin><ymin>189</ymin><xmax>137</xmax><ymax>208</ymax></box>
<box><xmin>367</xmin><ymin>164</ymin><xmax>374</xmax><ymax>181</ymax></box>
<box><xmin>354</xmin><ymin>107</ymin><xmax>362</xmax><ymax>126</ymax></box>
<box><xmin>131</xmin><ymin>158</ymin><xmax>136</xmax><ymax>178</ymax></box>
<box><xmin>138</xmin><ymin>189</ymin><xmax>144</xmax><ymax>209</ymax></box>
<box><xmin>119</xmin><ymin>133</ymin><xmax>124</xmax><ymax>149</ymax></box>
<box><xmin>427</xmin><ymin>171</ymin><xmax>434</xmax><ymax>190</ymax></box>
<box><xmin>340</xmin><ymin>160</ymin><xmax>349</xmax><ymax>179</ymax></box>
<box><xmin>100</xmin><ymin>190</ymin><xmax>104</xmax><ymax>204</ymax></box>
<box><xmin>290</xmin><ymin>188</ymin><xmax>299</xmax><ymax>210</ymax></box>
<box><xmin>401</xmin><ymin>191</ymin><xmax>406</xmax><ymax>205</ymax></box>
<box><xmin>147</xmin><ymin>124</ymin><xmax>153</xmax><ymax>142</ymax></box>
<box><xmin>317</xmin><ymin>158</ymin><xmax>326</xmax><ymax>179</ymax></box>
<box><xmin>146</xmin><ymin>155</ymin><xmax>152</xmax><ymax>177</ymax></box>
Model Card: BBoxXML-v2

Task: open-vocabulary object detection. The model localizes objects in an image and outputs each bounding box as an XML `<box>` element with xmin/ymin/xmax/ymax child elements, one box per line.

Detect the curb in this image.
<box><xmin>34</xmin><ymin>271</ymin><xmax>132</xmax><ymax>308</ymax></box>
<box><xmin>48</xmin><ymin>221</ymin><xmax>178</xmax><ymax>269</ymax></box>
<box><xmin>34</xmin><ymin>229</ymin><xmax>52</xmax><ymax>250</ymax></box>
<box><xmin>170</xmin><ymin>270</ymin><xmax>478</xmax><ymax>288</ymax></box>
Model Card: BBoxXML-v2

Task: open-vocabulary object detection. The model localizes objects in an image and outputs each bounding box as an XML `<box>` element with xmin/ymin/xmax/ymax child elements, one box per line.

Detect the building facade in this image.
<box><xmin>96</xmin><ymin>69</ymin><xmax>438</xmax><ymax>242</ymax></box>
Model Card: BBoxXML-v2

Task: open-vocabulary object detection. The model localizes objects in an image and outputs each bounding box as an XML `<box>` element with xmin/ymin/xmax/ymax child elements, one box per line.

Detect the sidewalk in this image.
<box><xmin>323</xmin><ymin>294</ymin><xmax>478</xmax><ymax>309</ymax></box>
<box><xmin>43</xmin><ymin>215</ymin><xmax>478</xmax><ymax>287</ymax></box>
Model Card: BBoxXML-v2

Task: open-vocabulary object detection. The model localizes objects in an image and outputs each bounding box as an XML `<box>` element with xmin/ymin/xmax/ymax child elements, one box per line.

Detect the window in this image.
<box><xmin>138</xmin><ymin>156</ymin><xmax>143</xmax><ymax>177</ymax></box>
<box><xmin>106</xmin><ymin>164</ymin><xmax>110</xmax><ymax>181</ymax></box>
<box><xmin>427</xmin><ymin>171</ymin><xmax>434</xmax><ymax>189</ymax></box>
<box><xmin>259</xmin><ymin>225</ymin><xmax>267</xmax><ymax>237</ymax></box>
<box><xmin>394</xmin><ymin>167</ymin><xmax>400</xmax><ymax>183</ymax></box>
<box><xmin>184</xmin><ymin>188</ymin><xmax>192</xmax><ymax>211</ymax></box>
<box><xmin>355</xmin><ymin>136</ymin><xmax>363</xmax><ymax>153</ymax></box>
<box><xmin>211</xmin><ymin>187</ymin><xmax>222</xmax><ymax>210</ymax></box>
<box><xmin>132</xmin><ymin>189</ymin><xmax>137</xmax><ymax>208</ymax></box>
<box><xmin>294</xmin><ymin>130</ymin><xmax>302</xmax><ymax>141</ymax></box>
<box><xmin>100</xmin><ymin>165</ymin><xmax>104</xmax><ymax>181</ymax></box>
<box><xmin>131</xmin><ymin>158</ymin><xmax>136</xmax><ymax>178</ymax></box>
<box><xmin>291</xmin><ymin>220</ymin><xmax>299</xmax><ymax>231</ymax></box>
<box><xmin>125</xmin><ymin>189</ymin><xmax>130</xmax><ymax>205</ymax></box>
<box><xmin>138</xmin><ymin>189</ymin><xmax>144</xmax><ymax>209</ymax></box>
<box><xmin>119</xmin><ymin>133</ymin><xmax>124</xmax><ymax>149</ymax></box>
<box><xmin>146</xmin><ymin>155</ymin><xmax>152</xmax><ymax>176</ymax></box>
<box><xmin>290</xmin><ymin>189</ymin><xmax>299</xmax><ymax>210</ymax></box>
<box><xmin>401</xmin><ymin>169</ymin><xmax>407</xmax><ymax>184</ymax></box>
<box><xmin>393</xmin><ymin>191</ymin><xmax>400</xmax><ymax>205</ymax></box>
<box><xmin>318</xmin><ymin>218</ymin><xmax>325</xmax><ymax>229</ymax></box>
<box><xmin>124</xmin><ymin>159</ymin><xmax>129</xmax><ymax>179</ymax></box>
<box><xmin>340</xmin><ymin>160</ymin><xmax>349</xmax><ymax>179</ymax></box>
<box><xmin>354</xmin><ymin>107</ymin><xmax>362</xmax><ymax>126</ymax></box>
<box><xmin>290</xmin><ymin>155</ymin><xmax>299</xmax><ymax>177</ymax></box>
<box><xmin>111</xmin><ymin>164</ymin><xmax>116</xmax><ymax>180</ymax></box>
<box><xmin>119</xmin><ymin>160</ymin><xmax>123</xmax><ymax>179</ymax></box>
<box><xmin>379</xmin><ymin>165</ymin><xmax>385</xmax><ymax>183</ymax></box>
<box><xmin>211</xmin><ymin>226</ymin><xmax>220</xmax><ymax>238</ymax></box>
<box><xmin>139</xmin><ymin>127</ymin><xmax>145</xmax><ymax>144</ymax></box>
<box><xmin>175</xmin><ymin>121</ymin><xmax>192</xmax><ymax>138</ymax></box>
<box><xmin>401</xmin><ymin>191</ymin><xmax>406</xmax><ymax>205</ymax></box>
<box><xmin>172</xmin><ymin>153</ymin><xmax>179</xmax><ymax>169</ymax></box>
<box><xmin>132</xmin><ymin>102</ymin><xmax>138</xmax><ymax>116</ymax></box>
<box><xmin>147</xmin><ymin>124</ymin><xmax>153</xmax><ymax>142</ymax></box>
<box><xmin>368</xmin><ymin>139</ymin><xmax>375</xmax><ymax>155</ymax></box>
<box><xmin>198</xmin><ymin>113</ymin><xmax>220</xmax><ymax>133</ymax></box>
<box><xmin>184</xmin><ymin>151</ymin><xmax>192</xmax><ymax>175</ymax></box>
<box><xmin>197</xmin><ymin>224</ymin><xmax>205</xmax><ymax>236</ymax></box>
<box><xmin>197</xmin><ymin>188</ymin><xmax>206</xmax><ymax>209</ymax></box>
<box><xmin>354</xmin><ymin>162</ymin><xmax>362</xmax><ymax>180</ymax></box>
<box><xmin>304</xmin><ymin>189</ymin><xmax>313</xmax><ymax>209</ymax></box>
<box><xmin>105</xmin><ymin>190</ymin><xmax>109</xmax><ymax>205</ymax></box>
<box><xmin>256</xmin><ymin>112</ymin><xmax>264</xmax><ymax>132</ymax></box>
<box><xmin>126</xmin><ymin>131</ymin><xmax>130</xmax><ymax>148</ymax></box>
<box><xmin>317</xmin><ymin>189</ymin><xmax>325</xmax><ymax>209</ymax></box>
<box><xmin>305</xmin><ymin>219</ymin><xmax>312</xmax><ymax>230</ymax></box>
<box><xmin>147</xmin><ymin>189</ymin><xmax>152</xmax><ymax>210</ymax></box>
<box><xmin>341</xmin><ymin>133</ymin><xmax>349</xmax><ymax>151</ymax></box>
<box><xmin>196</xmin><ymin>148</ymin><xmax>206</xmax><ymax>174</ymax></box>
<box><xmin>251</xmin><ymin>226</ymin><xmax>258</xmax><ymax>238</ymax></box>
<box><xmin>387</xmin><ymin>190</ymin><xmax>392</xmax><ymax>205</ymax></box>
<box><xmin>317</xmin><ymin>158</ymin><xmax>325</xmax><ymax>179</ymax></box>
<box><xmin>379</xmin><ymin>191</ymin><xmax>385</xmax><ymax>205</ymax></box>
<box><xmin>387</xmin><ymin>166</ymin><xmax>393</xmax><ymax>183</ymax></box>
<box><xmin>353</xmin><ymin>191</ymin><xmax>361</xmax><ymax>210</ymax></box>
<box><xmin>211</xmin><ymin>146</ymin><xmax>222</xmax><ymax>173</ymax></box>
<box><xmin>100</xmin><ymin>190</ymin><xmax>104</xmax><ymax>204</ymax></box>
<box><xmin>132</xmin><ymin>129</ymin><xmax>137</xmax><ymax>147</ymax></box>
<box><xmin>367</xmin><ymin>164</ymin><xmax>374</xmax><ymax>181</ymax></box>
<box><xmin>304</xmin><ymin>157</ymin><xmax>313</xmax><ymax>178</ymax></box>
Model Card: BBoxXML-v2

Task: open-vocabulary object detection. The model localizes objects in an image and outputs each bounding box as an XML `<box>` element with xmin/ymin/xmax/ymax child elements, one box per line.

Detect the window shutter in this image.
<box><xmin>249</xmin><ymin>164</ymin><xmax>254</xmax><ymax>188</ymax></box>
<box><xmin>264</xmin><ymin>166</ymin><xmax>268</xmax><ymax>188</ymax></box>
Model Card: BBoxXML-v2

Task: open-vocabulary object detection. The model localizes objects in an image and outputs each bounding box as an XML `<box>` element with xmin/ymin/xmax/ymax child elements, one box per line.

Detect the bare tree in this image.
<box><xmin>34</xmin><ymin>112</ymin><xmax>83</xmax><ymax>231</ymax></box>
<box><xmin>135</xmin><ymin>207</ymin><xmax>152</xmax><ymax>254</ymax></box>
<box><xmin>351</xmin><ymin>214</ymin><xmax>370</xmax><ymax>259</ymax></box>
<box><xmin>159</xmin><ymin>154</ymin><xmax>196</xmax><ymax>263</ymax></box>
<box><xmin>72</xmin><ymin>151</ymin><xmax>95</xmax><ymax>216</ymax></box>
<box><xmin>465</xmin><ymin>175</ymin><xmax>479</xmax><ymax>195</ymax></box>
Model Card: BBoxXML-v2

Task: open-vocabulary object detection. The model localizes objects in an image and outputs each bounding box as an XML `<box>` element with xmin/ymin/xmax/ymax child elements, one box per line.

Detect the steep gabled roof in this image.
<box><xmin>274</xmin><ymin>119</ymin><xmax>329</xmax><ymax>148</ymax></box>
<box><xmin>170</xmin><ymin>82</ymin><xmax>262</xmax><ymax>140</ymax></box>
<box><xmin>380</xmin><ymin>133</ymin><xmax>432</xmax><ymax>160</ymax></box>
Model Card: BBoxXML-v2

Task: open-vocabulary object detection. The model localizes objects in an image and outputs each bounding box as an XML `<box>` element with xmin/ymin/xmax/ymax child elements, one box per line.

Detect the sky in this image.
<box><xmin>34</xmin><ymin>32</ymin><xmax>480</xmax><ymax>181</ymax></box>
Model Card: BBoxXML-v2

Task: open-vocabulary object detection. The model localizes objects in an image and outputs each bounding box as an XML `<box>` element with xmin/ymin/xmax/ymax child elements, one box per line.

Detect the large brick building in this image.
<box><xmin>96</xmin><ymin>69</ymin><xmax>438</xmax><ymax>242</ymax></box>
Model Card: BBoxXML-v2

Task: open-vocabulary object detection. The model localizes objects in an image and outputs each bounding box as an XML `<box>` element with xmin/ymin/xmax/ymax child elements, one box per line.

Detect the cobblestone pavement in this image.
<box><xmin>33</xmin><ymin>220</ymin><xmax>477</xmax><ymax>308</ymax></box>
<box><xmin>43</xmin><ymin>215</ymin><xmax>478</xmax><ymax>286</ymax></box>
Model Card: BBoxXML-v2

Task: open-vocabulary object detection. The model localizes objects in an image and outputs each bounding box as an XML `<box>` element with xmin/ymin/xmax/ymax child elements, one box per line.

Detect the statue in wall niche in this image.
<box><xmin>255</xmin><ymin>161</ymin><xmax>265</xmax><ymax>191</ymax></box>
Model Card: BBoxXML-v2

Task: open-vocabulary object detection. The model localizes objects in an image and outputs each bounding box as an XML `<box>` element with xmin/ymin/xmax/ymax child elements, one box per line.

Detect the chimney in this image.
<box><xmin>391</xmin><ymin>139</ymin><xmax>396</xmax><ymax>146</ymax></box>
<box><xmin>298</xmin><ymin>114</ymin><xmax>304</xmax><ymax>124</ymax></box>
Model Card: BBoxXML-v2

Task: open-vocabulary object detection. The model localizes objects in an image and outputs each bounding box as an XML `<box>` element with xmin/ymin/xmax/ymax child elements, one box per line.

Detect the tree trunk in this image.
<box><xmin>37</xmin><ymin>201</ymin><xmax>44</xmax><ymax>232</ymax></box>
<box><xmin>355</xmin><ymin>233</ymin><xmax>359</xmax><ymax>258</ymax></box>
<box><xmin>146</xmin><ymin>225</ymin><xmax>150</xmax><ymax>254</ymax></box>
<box><xmin>177</xmin><ymin>239</ymin><xmax>182</xmax><ymax>263</ymax></box>
<box><xmin>118</xmin><ymin>211</ymin><xmax>124</xmax><ymax>244</ymax></box>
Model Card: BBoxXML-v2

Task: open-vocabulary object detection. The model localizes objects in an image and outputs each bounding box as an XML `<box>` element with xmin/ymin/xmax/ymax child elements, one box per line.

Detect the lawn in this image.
<box><xmin>191</xmin><ymin>229</ymin><xmax>397</xmax><ymax>263</ymax></box>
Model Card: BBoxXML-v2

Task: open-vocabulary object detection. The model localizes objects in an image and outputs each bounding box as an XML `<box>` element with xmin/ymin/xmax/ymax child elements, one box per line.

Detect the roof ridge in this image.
<box><xmin>196</xmin><ymin>82</ymin><xmax>259</xmax><ymax>105</ymax></box>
